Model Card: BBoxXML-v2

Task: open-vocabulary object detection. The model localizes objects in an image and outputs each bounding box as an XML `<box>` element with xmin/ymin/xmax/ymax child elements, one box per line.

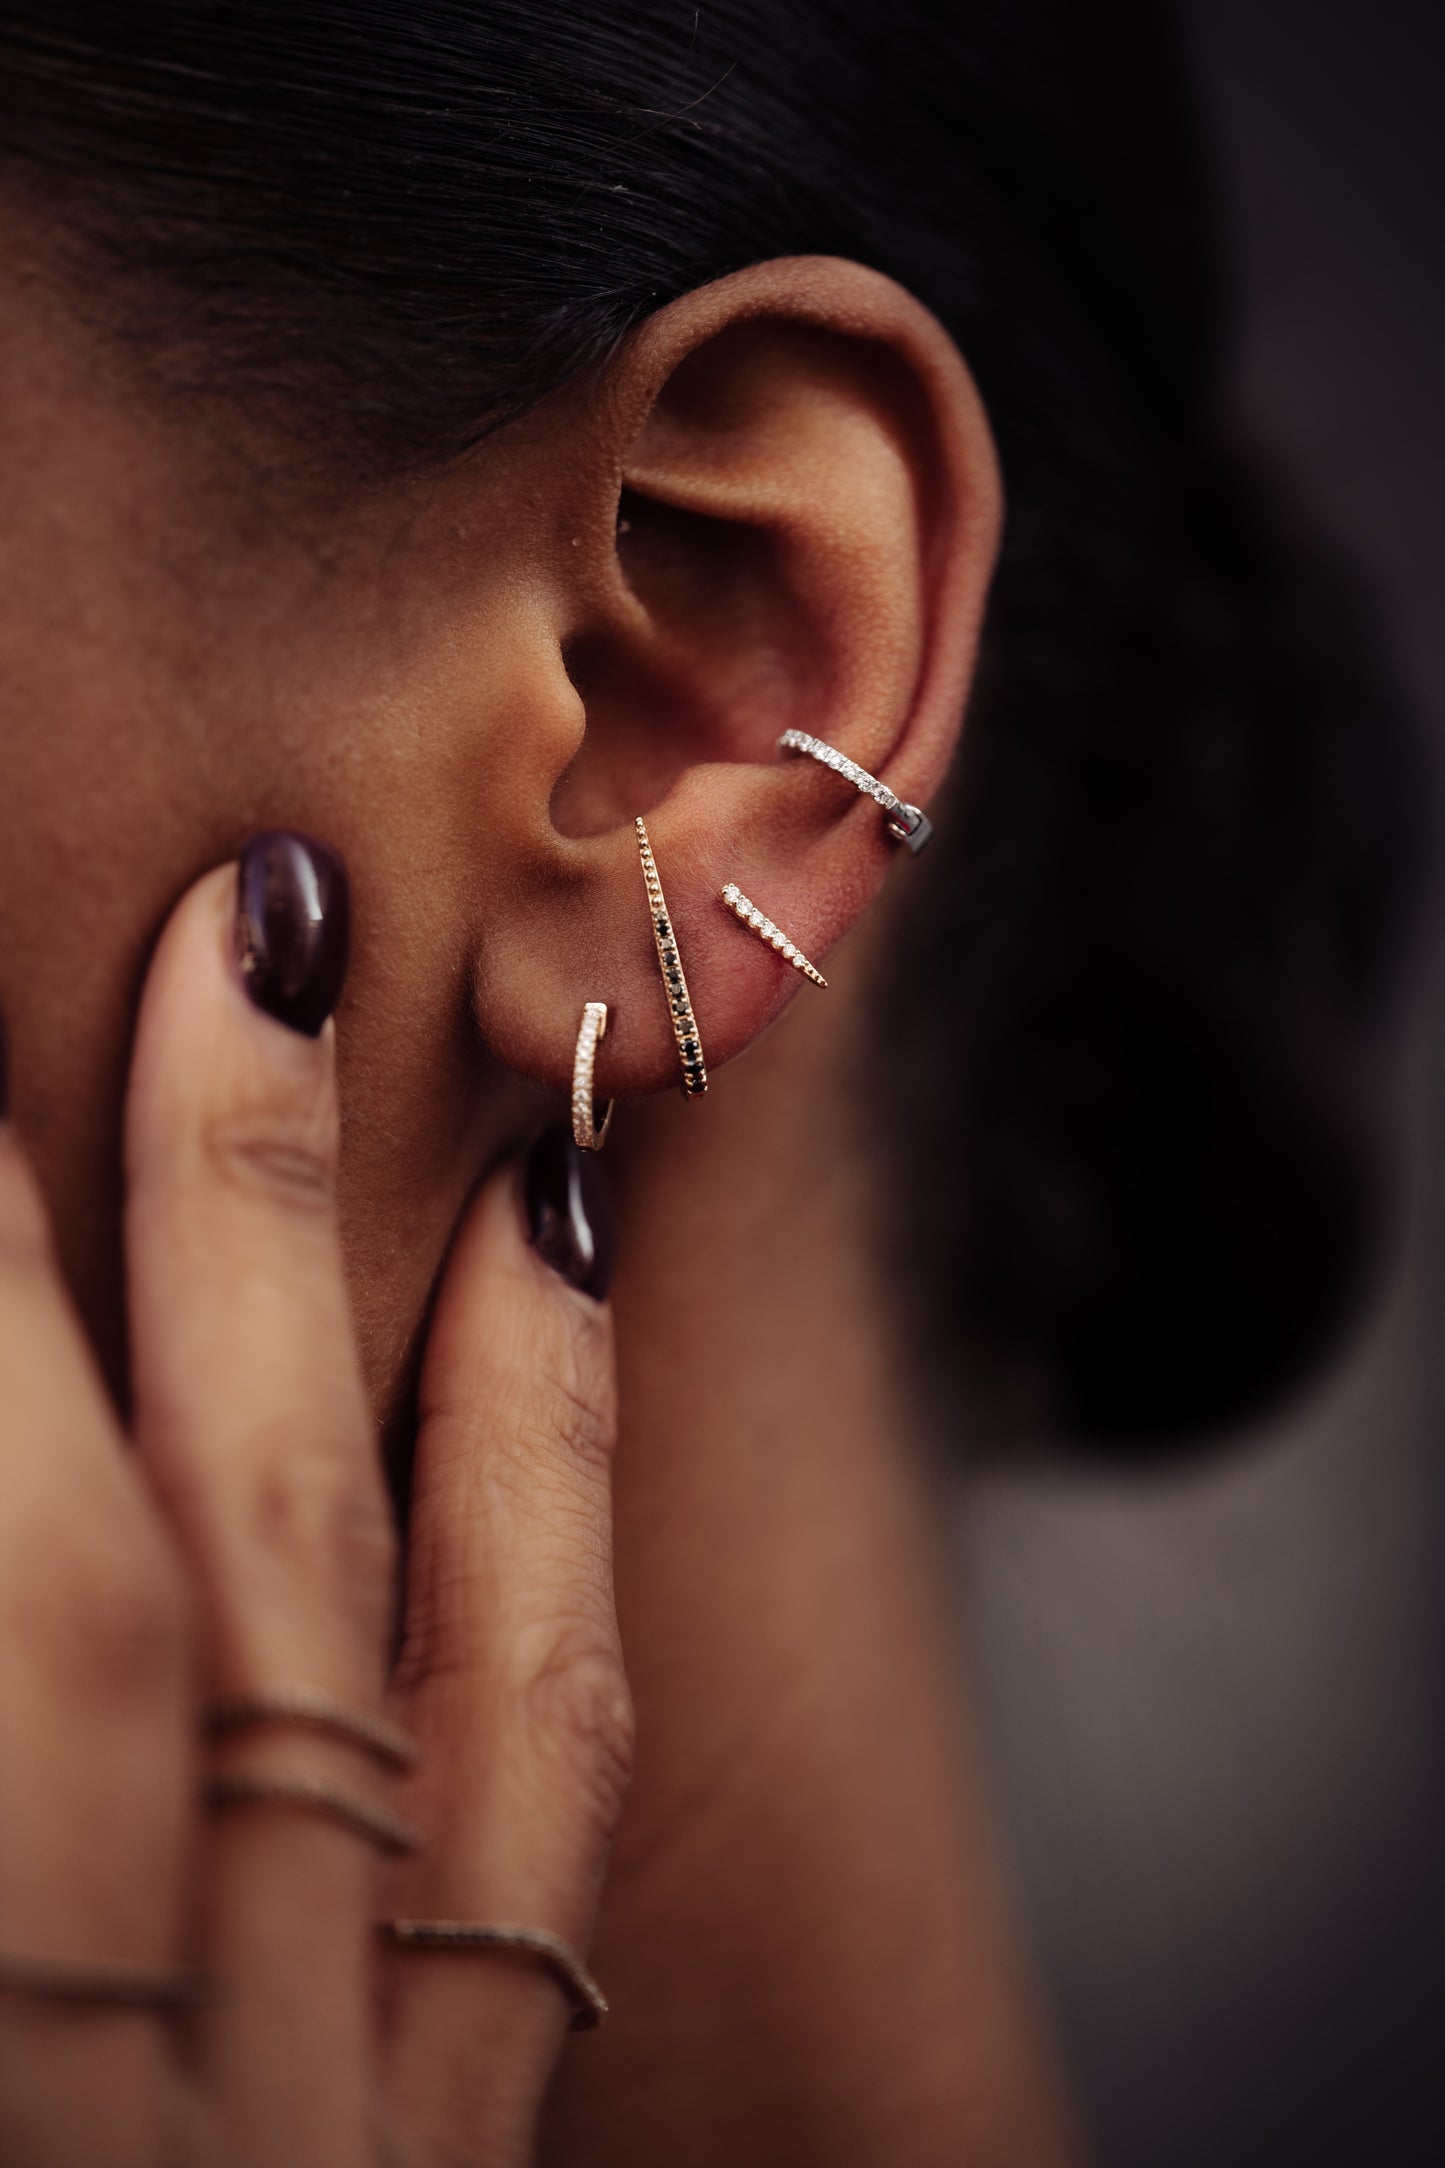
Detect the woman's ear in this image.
<box><xmin>476</xmin><ymin>255</ymin><xmax>1001</xmax><ymax>1097</ymax></box>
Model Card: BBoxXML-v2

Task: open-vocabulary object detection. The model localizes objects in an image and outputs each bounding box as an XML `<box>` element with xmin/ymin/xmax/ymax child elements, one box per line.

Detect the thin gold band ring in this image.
<box><xmin>204</xmin><ymin>1771</ymin><xmax>424</xmax><ymax>1856</ymax></box>
<box><xmin>203</xmin><ymin>1686</ymin><xmax>420</xmax><ymax>1772</ymax></box>
<box><xmin>0</xmin><ymin>1951</ymin><xmax>212</xmax><ymax>2009</ymax></box>
<box><xmin>381</xmin><ymin>1918</ymin><xmax>609</xmax><ymax>2030</ymax></box>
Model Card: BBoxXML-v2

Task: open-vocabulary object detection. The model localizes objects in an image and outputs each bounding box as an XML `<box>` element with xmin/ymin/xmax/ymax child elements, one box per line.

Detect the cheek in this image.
<box><xmin>0</xmin><ymin>309</ymin><xmax>546</xmax><ymax>1428</ymax></box>
<box><xmin>0</xmin><ymin>649</ymin><xmax>541</xmax><ymax>1439</ymax></box>
<box><xmin>0</xmin><ymin>685</ymin><xmax>223</xmax><ymax>1402</ymax></box>
<box><xmin>333</xmin><ymin>999</ymin><xmax>544</xmax><ymax>1444</ymax></box>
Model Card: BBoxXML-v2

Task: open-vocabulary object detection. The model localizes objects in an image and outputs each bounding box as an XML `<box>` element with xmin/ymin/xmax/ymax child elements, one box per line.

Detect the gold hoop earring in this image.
<box><xmin>720</xmin><ymin>883</ymin><xmax>828</xmax><ymax>988</ymax></box>
<box><xmin>571</xmin><ymin>1001</ymin><xmax>615</xmax><ymax>1151</ymax></box>
<box><xmin>635</xmin><ymin>818</ymin><xmax>707</xmax><ymax>1098</ymax></box>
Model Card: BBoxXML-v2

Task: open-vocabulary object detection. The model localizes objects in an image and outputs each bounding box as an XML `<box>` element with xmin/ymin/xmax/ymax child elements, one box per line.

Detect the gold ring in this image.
<box><xmin>204</xmin><ymin>1771</ymin><xmax>424</xmax><ymax>1856</ymax></box>
<box><xmin>203</xmin><ymin>1686</ymin><xmax>420</xmax><ymax>1772</ymax></box>
<box><xmin>381</xmin><ymin>1918</ymin><xmax>608</xmax><ymax>2030</ymax></box>
<box><xmin>0</xmin><ymin>1951</ymin><xmax>212</xmax><ymax>2009</ymax></box>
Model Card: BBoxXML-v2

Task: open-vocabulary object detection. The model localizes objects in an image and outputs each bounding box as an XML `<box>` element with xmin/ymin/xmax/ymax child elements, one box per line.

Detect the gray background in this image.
<box><xmin>956</xmin><ymin>3</ymin><xmax>1445</xmax><ymax>2160</ymax></box>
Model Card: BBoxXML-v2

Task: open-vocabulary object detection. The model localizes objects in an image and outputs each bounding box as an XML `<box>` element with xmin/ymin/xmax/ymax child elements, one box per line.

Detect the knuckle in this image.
<box><xmin>247</xmin><ymin>1449</ymin><xmax>398</xmax><ymax>1621</ymax></box>
<box><xmin>508</xmin><ymin>1329</ymin><xmax>617</xmax><ymax>1480</ymax></box>
<box><xmin>551</xmin><ymin>1372</ymin><xmax>616</xmax><ymax>1474</ymax></box>
<box><xmin>521</xmin><ymin>1636</ymin><xmax>636</xmax><ymax>1838</ymax></box>
<box><xmin>198</xmin><ymin>1113</ymin><xmax>338</xmax><ymax>1216</ymax></box>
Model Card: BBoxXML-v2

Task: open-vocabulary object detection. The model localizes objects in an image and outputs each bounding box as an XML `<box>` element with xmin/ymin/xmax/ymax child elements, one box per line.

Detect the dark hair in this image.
<box><xmin>0</xmin><ymin>0</ymin><xmax>1421</xmax><ymax>1446</ymax></box>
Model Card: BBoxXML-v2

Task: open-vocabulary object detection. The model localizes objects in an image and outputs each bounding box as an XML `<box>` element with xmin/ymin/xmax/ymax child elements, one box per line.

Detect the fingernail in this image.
<box><xmin>235</xmin><ymin>830</ymin><xmax>350</xmax><ymax>1037</ymax></box>
<box><xmin>524</xmin><ymin>1128</ymin><xmax>616</xmax><ymax>1301</ymax></box>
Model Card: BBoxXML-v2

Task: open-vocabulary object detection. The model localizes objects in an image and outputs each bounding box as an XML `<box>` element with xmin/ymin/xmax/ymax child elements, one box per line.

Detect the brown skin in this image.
<box><xmin>0</xmin><ymin>867</ymin><xmax>632</xmax><ymax>2166</ymax></box>
<box><xmin>0</xmin><ymin>226</ymin><xmax>1079</xmax><ymax>2164</ymax></box>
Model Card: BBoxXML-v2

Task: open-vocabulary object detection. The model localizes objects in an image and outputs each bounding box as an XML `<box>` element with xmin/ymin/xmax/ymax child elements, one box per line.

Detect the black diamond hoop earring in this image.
<box><xmin>635</xmin><ymin>818</ymin><xmax>707</xmax><ymax>1098</ymax></box>
<box><xmin>777</xmin><ymin>729</ymin><xmax>934</xmax><ymax>854</ymax></box>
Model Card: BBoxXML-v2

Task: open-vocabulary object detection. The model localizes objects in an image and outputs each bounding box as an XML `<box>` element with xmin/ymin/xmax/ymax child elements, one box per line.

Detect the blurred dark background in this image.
<box><xmin>955</xmin><ymin>2</ymin><xmax>1445</xmax><ymax>2160</ymax></box>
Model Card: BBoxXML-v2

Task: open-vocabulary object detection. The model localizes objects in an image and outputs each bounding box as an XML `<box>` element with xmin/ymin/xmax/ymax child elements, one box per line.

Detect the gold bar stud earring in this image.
<box><xmin>636</xmin><ymin>818</ymin><xmax>707</xmax><ymax>1097</ymax></box>
<box><xmin>720</xmin><ymin>883</ymin><xmax>828</xmax><ymax>988</ymax></box>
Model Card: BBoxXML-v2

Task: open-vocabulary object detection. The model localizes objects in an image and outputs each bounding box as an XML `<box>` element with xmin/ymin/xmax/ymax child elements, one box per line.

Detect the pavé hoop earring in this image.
<box><xmin>571</xmin><ymin>1001</ymin><xmax>614</xmax><ymax>1151</ymax></box>
<box><xmin>635</xmin><ymin>818</ymin><xmax>707</xmax><ymax>1097</ymax></box>
<box><xmin>720</xmin><ymin>883</ymin><xmax>828</xmax><ymax>988</ymax></box>
<box><xmin>777</xmin><ymin>728</ymin><xmax>934</xmax><ymax>854</ymax></box>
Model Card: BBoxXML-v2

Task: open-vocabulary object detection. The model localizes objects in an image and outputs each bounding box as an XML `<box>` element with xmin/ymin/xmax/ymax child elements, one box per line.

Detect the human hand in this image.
<box><xmin>0</xmin><ymin>831</ymin><xmax>630</xmax><ymax>2166</ymax></box>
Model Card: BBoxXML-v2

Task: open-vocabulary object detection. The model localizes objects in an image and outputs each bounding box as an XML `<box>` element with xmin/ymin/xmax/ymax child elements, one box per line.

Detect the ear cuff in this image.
<box><xmin>777</xmin><ymin>728</ymin><xmax>933</xmax><ymax>853</ymax></box>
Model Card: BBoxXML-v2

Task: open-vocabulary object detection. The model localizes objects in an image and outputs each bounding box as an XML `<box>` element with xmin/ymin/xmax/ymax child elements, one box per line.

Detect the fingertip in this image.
<box><xmin>124</xmin><ymin>856</ymin><xmax>347</xmax><ymax>1236</ymax></box>
<box><xmin>418</xmin><ymin>1140</ymin><xmax>617</xmax><ymax>1440</ymax></box>
<box><xmin>523</xmin><ymin>1129</ymin><xmax>616</xmax><ymax>1304</ymax></box>
<box><xmin>235</xmin><ymin>830</ymin><xmax>350</xmax><ymax>1039</ymax></box>
<box><xmin>133</xmin><ymin>835</ymin><xmax>350</xmax><ymax>1100</ymax></box>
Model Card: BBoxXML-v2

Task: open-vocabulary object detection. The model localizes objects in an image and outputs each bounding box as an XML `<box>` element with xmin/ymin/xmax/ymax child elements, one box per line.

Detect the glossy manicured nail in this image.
<box><xmin>235</xmin><ymin>831</ymin><xmax>350</xmax><ymax>1037</ymax></box>
<box><xmin>524</xmin><ymin>1128</ymin><xmax>616</xmax><ymax>1301</ymax></box>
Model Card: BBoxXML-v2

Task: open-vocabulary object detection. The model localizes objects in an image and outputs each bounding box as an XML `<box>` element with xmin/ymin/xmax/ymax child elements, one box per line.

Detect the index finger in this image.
<box><xmin>384</xmin><ymin>1132</ymin><xmax>630</xmax><ymax>2158</ymax></box>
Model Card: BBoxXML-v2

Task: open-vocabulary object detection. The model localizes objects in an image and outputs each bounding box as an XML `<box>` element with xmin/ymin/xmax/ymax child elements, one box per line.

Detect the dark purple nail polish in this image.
<box><xmin>524</xmin><ymin>1129</ymin><xmax>616</xmax><ymax>1301</ymax></box>
<box><xmin>235</xmin><ymin>831</ymin><xmax>350</xmax><ymax>1038</ymax></box>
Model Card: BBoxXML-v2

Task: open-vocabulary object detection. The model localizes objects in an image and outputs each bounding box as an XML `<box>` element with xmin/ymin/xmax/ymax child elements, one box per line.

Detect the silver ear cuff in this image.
<box><xmin>777</xmin><ymin>730</ymin><xmax>933</xmax><ymax>854</ymax></box>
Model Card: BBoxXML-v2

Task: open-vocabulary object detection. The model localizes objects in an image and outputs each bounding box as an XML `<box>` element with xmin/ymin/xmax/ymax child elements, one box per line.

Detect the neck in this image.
<box><xmin>543</xmin><ymin>921</ymin><xmax>1079</xmax><ymax>2165</ymax></box>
